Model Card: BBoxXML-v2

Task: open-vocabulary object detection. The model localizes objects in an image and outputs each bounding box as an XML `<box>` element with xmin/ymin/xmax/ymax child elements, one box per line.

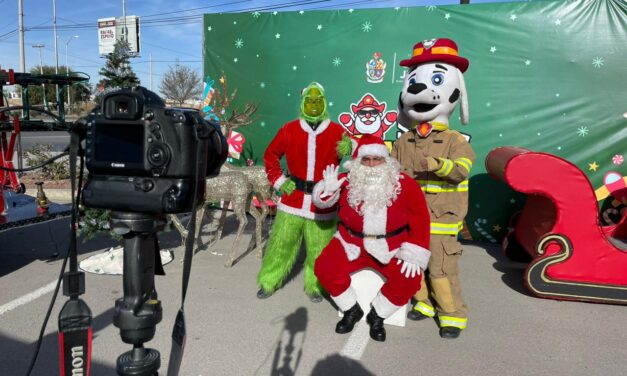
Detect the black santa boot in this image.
<box><xmin>335</xmin><ymin>303</ymin><xmax>364</xmax><ymax>334</ymax></box>
<box><xmin>366</xmin><ymin>308</ymin><xmax>386</xmax><ymax>342</ymax></box>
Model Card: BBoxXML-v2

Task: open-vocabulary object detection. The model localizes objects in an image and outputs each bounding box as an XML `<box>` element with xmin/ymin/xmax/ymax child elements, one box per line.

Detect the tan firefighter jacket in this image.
<box><xmin>392</xmin><ymin>125</ymin><xmax>475</xmax><ymax>237</ymax></box>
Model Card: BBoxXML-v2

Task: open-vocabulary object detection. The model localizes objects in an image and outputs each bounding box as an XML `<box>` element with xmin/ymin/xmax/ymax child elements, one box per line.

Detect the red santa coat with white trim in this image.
<box><xmin>264</xmin><ymin>118</ymin><xmax>346</xmax><ymax>220</ymax></box>
<box><xmin>313</xmin><ymin>172</ymin><xmax>431</xmax><ymax>268</ymax></box>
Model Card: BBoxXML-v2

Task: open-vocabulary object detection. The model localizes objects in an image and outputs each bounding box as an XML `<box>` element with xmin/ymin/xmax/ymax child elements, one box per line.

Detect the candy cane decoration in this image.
<box><xmin>474</xmin><ymin>218</ymin><xmax>497</xmax><ymax>243</ymax></box>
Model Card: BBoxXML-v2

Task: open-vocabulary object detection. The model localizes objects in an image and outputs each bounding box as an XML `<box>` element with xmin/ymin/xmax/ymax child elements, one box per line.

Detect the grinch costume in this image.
<box><xmin>257</xmin><ymin>82</ymin><xmax>347</xmax><ymax>301</ymax></box>
<box><xmin>392</xmin><ymin>38</ymin><xmax>475</xmax><ymax>339</ymax></box>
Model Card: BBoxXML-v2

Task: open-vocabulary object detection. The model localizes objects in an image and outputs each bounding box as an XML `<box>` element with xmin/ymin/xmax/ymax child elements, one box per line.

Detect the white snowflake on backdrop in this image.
<box><xmin>332</xmin><ymin>57</ymin><xmax>342</xmax><ymax>66</ymax></box>
<box><xmin>299</xmin><ymin>10</ymin><xmax>304</xmax><ymax>15</ymax></box>
<box><xmin>592</xmin><ymin>57</ymin><xmax>604</xmax><ymax>68</ymax></box>
<box><xmin>207</xmin><ymin>26</ymin><xmax>213</xmax><ymax>31</ymax></box>
<box><xmin>260</xmin><ymin>121</ymin><xmax>266</xmax><ymax>127</ymax></box>
<box><xmin>510</xmin><ymin>14</ymin><xmax>517</xmax><ymax>21</ymax></box>
<box><xmin>272</xmin><ymin>11</ymin><xmax>278</xmax><ymax>15</ymax></box>
<box><xmin>394</xmin><ymin>7</ymin><xmax>400</xmax><ymax>10</ymax></box>
<box><xmin>486</xmin><ymin>102</ymin><xmax>491</xmax><ymax>107</ymax></box>
<box><xmin>361</xmin><ymin>21</ymin><xmax>372</xmax><ymax>32</ymax></box>
<box><xmin>252</xmin><ymin>12</ymin><xmax>260</xmax><ymax>18</ymax></box>
<box><xmin>233</xmin><ymin>58</ymin><xmax>238</xmax><ymax>63</ymax></box>
<box><xmin>317</xmin><ymin>24</ymin><xmax>323</xmax><ymax>31</ymax></box>
<box><xmin>329</xmin><ymin>101</ymin><xmax>334</xmax><ymax>107</ymax></box>
<box><xmin>577</xmin><ymin>126</ymin><xmax>589</xmax><ymax>136</ymax></box>
<box><xmin>260</xmin><ymin>82</ymin><xmax>266</xmax><ymax>88</ymax></box>
<box><xmin>554</xmin><ymin>19</ymin><xmax>561</xmax><ymax>25</ymax></box>
<box><xmin>525</xmin><ymin>60</ymin><xmax>531</xmax><ymax>66</ymax></box>
<box><xmin>275</xmin><ymin>33</ymin><xmax>281</xmax><ymax>39</ymax></box>
<box><xmin>348</xmin><ymin>9</ymin><xmax>354</xmax><ymax>13</ymax></box>
<box><xmin>489</xmin><ymin>46</ymin><xmax>497</xmax><ymax>53</ymax></box>
<box><xmin>292</xmin><ymin>65</ymin><xmax>298</xmax><ymax>71</ymax></box>
<box><xmin>427</xmin><ymin>5</ymin><xmax>436</xmax><ymax>11</ymax></box>
<box><xmin>444</xmin><ymin>13</ymin><xmax>451</xmax><ymax>20</ymax></box>
<box><xmin>235</xmin><ymin>39</ymin><xmax>244</xmax><ymax>48</ymax></box>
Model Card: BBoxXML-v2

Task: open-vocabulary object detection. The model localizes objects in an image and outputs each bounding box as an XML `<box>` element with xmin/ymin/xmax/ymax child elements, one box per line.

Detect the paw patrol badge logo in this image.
<box><xmin>366</xmin><ymin>52</ymin><xmax>386</xmax><ymax>83</ymax></box>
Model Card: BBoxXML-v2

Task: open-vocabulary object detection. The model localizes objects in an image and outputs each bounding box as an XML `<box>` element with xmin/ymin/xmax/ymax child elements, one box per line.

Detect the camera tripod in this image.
<box><xmin>110</xmin><ymin>212</ymin><xmax>166</xmax><ymax>376</ymax></box>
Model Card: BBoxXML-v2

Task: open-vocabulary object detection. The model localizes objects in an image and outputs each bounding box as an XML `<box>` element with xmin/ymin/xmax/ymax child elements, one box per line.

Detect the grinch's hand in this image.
<box><xmin>321</xmin><ymin>164</ymin><xmax>346</xmax><ymax>197</ymax></box>
<box><xmin>279</xmin><ymin>179</ymin><xmax>296</xmax><ymax>195</ymax></box>
<box><xmin>336</xmin><ymin>133</ymin><xmax>354</xmax><ymax>158</ymax></box>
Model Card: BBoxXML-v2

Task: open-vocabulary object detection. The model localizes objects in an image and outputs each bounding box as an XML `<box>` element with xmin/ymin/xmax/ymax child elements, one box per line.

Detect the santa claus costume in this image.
<box><xmin>313</xmin><ymin>135</ymin><xmax>431</xmax><ymax>341</ymax></box>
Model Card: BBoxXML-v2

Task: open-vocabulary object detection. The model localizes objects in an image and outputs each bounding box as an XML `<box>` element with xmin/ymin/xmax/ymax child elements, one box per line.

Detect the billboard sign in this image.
<box><xmin>98</xmin><ymin>16</ymin><xmax>140</xmax><ymax>55</ymax></box>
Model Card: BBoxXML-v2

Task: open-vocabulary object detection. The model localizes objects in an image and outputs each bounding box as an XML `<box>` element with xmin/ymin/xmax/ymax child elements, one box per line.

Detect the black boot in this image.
<box><xmin>439</xmin><ymin>326</ymin><xmax>461</xmax><ymax>339</ymax></box>
<box><xmin>335</xmin><ymin>304</ymin><xmax>364</xmax><ymax>334</ymax></box>
<box><xmin>256</xmin><ymin>288</ymin><xmax>273</xmax><ymax>299</ymax></box>
<box><xmin>407</xmin><ymin>309</ymin><xmax>429</xmax><ymax>321</ymax></box>
<box><xmin>366</xmin><ymin>308</ymin><xmax>386</xmax><ymax>342</ymax></box>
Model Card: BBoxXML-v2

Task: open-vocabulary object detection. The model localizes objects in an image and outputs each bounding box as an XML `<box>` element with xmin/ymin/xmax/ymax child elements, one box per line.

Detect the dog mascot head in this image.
<box><xmin>397</xmin><ymin>38</ymin><xmax>469</xmax><ymax>129</ymax></box>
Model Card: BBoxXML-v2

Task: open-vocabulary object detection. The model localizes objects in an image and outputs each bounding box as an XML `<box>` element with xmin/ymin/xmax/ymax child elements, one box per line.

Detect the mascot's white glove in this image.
<box><xmin>396</xmin><ymin>259</ymin><xmax>421</xmax><ymax>279</ymax></box>
<box><xmin>321</xmin><ymin>164</ymin><xmax>346</xmax><ymax>198</ymax></box>
<box><xmin>345</xmin><ymin>245</ymin><xmax>361</xmax><ymax>261</ymax></box>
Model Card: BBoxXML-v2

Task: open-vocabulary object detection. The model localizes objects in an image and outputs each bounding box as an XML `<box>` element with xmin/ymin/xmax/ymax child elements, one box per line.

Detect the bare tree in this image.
<box><xmin>159</xmin><ymin>65</ymin><xmax>202</xmax><ymax>106</ymax></box>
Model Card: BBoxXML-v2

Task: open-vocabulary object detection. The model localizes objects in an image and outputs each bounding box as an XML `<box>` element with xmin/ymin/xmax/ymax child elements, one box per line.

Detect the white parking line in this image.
<box><xmin>0</xmin><ymin>280</ymin><xmax>57</xmax><ymax>316</ymax></box>
<box><xmin>339</xmin><ymin>322</ymin><xmax>370</xmax><ymax>360</ymax></box>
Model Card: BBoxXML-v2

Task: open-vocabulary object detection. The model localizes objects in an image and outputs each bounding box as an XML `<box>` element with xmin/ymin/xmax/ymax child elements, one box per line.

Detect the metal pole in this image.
<box><xmin>65</xmin><ymin>36</ymin><xmax>78</xmax><ymax>112</ymax></box>
<box><xmin>122</xmin><ymin>0</ymin><xmax>127</xmax><ymax>44</ymax></box>
<box><xmin>53</xmin><ymin>0</ymin><xmax>59</xmax><ymax>102</ymax></box>
<box><xmin>149</xmin><ymin>53</ymin><xmax>152</xmax><ymax>90</ymax></box>
<box><xmin>33</xmin><ymin>44</ymin><xmax>48</xmax><ymax>107</ymax></box>
<box><xmin>18</xmin><ymin>0</ymin><xmax>25</xmax><ymax>73</ymax></box>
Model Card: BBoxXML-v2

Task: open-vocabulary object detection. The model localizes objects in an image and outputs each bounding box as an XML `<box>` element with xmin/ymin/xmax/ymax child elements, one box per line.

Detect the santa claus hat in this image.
<box><xmin>352</xmin><ymin>134</ymin><xmax>389</xmax><ymax>159</ymax></box>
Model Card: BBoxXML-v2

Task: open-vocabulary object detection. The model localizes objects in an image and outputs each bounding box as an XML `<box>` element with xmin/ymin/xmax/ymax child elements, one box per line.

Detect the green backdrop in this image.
<box><xmin>203</xmin><ymin>0</ymin><xmax>627</xmax><ymax>243</ymax></box>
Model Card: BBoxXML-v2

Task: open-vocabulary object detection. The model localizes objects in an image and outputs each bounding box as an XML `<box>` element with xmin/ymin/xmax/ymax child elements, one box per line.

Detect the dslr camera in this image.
<box><xmin>81</xmin><ymin>86</ymin><xmax>227</xmax><ymax>214</ymax></box>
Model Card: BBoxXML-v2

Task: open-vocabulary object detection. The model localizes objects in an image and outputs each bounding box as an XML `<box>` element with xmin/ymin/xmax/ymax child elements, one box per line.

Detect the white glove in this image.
<box><xmin>396</xmin><ymin>259</ymin><xmax>421</xmax><ymax>279</ymax></box>
<box><xmin>321</xmin><ymin>164</ymin><xmax>346</xmax><ymax>198</ymax></box>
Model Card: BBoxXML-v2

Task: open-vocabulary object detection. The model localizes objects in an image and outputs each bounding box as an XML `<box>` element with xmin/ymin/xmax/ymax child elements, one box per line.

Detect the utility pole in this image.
<box><xmin>122</xmin><ymin>0</ymin><xmax>127</xmax><ymax>44</ymax></box>
<box><xmin>32</xmin><ymin>44</ymin><xmax>48</xmax><ymax>108</ymax></box>
<box><xmin>65</xmin><ymin>36</ymin><xmax>79</xmax><ymax>111</ymax></box>
<box><xmin>18</xmin><ymin>0</ymin><xmax>25</xmax><ymax>73</ymax></box>
<box><xmin>149</xmin><ymin>53</ymin><xmax>152</xmax><ymax>90</ymax></box>
<box><xmin>53</xmin><ymin>0</ymin><xmax>59</xmax><ymax>101</ymax></box>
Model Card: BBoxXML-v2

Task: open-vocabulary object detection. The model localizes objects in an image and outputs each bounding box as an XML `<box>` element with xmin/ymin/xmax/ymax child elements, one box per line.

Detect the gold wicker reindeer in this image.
<box><xmin>169</xmin><ymin>169</ymin><xmax>270</xmax><ymax>267</ymax></box>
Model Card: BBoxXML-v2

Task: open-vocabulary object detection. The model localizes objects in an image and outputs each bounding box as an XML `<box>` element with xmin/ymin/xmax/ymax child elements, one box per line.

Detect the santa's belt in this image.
<box><xmin>291</xmin><ymin>175</ymin><xmax>317</xmax><ymax>194</ymax></box>
<box><xmin>339</xmin><ymin>221</ymin><xmax>408</xmax><ymax>240</ymax></box>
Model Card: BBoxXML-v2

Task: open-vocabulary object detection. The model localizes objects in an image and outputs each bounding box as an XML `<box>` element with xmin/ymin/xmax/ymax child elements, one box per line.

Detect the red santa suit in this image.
<box><xmin>264</xmin><ymin>118</ymin><xmax>346</xmax><ymax>220</ymax></box>
<box><xmin>313</xmin><ymin>137</ymin><xmax>431</xmax><ymax>318</ymax></box>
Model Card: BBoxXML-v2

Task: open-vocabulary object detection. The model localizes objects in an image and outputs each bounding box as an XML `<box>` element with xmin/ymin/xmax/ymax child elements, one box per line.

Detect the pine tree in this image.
<box><xmin>97</xmin><ymin>39</ymin><xmax>139</xmax><ymax>91</ymax></box>
<box><xmin>83</xmin><ymin>39</ymin><xmax>140</xmax><ymax>240</ymax></box>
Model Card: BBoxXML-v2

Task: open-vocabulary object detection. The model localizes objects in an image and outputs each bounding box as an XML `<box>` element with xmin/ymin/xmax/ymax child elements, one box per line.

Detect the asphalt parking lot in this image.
<box><xmin>1</xmin><ymin>213</ymin><xmax>626</xmax><ymax>375</ymax></box>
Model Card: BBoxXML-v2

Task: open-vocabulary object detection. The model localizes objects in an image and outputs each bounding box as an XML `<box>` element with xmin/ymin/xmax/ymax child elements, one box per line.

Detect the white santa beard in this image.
<box><xmin>347</xmin><ymin>160</ymin><xmax>401</xmax><ymax>214</ymax></box>
<box><xmin>355</xmin><ymin>117</ymin><xmax>381</xmax><ymax>134</ymax></box>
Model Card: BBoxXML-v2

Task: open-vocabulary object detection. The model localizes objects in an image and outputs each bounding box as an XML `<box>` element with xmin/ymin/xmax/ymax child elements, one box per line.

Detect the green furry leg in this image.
<box><xmin>302</xmin><ymin>218</ymin><xmax>337</xmax><ymax>295</ymax></box>
<box><xmin>257</xmin><ymin>211</ymin><xmax>305</xmax><ymax>293</ymax></box>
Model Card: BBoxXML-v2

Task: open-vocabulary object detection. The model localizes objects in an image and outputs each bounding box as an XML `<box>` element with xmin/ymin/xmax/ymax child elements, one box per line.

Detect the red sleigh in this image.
<box><xmin>485</xmin><ymin>147</ymin><xmax>627</xmax><ymax>305</ymax></box>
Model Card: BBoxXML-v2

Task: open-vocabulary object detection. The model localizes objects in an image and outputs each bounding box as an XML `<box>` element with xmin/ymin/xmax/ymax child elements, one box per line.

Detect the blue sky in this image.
<box><xmin>0</xmin><ymin>0</ymin><xmax>520</xmax><ymax>92</ymax></box>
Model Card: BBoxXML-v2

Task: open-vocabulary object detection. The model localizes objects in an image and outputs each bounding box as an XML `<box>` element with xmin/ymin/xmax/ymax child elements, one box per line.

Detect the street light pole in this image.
<box><xmin>65</xmin><ymin>35</ymin><xmax>79</xmax><ymax>111</ymax></box>
<box><xmin>32</xmin><ymin>44</ymin><xmax>48</xmax><ymax>108</ymax></box>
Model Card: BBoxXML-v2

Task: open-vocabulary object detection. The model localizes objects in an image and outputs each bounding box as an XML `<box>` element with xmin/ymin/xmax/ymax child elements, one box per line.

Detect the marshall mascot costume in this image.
<box><xmin>313</xmin><ymin>135</ymin><xmax>431</xmax><ymax>342</ymax></box>
<box><xmin>392</xmin><ymin>38</ymin><xmax>476</xmax><ymax>339</ymax></box>
<box><xmin>257</xmin><ymin>82</ymin><xmax>348</xmax><ymax>301</ymax></box>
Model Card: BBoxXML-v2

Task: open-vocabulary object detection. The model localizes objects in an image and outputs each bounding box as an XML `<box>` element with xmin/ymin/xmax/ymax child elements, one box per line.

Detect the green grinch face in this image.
<box><xmin>303</xmin><ymin>88</ymin><xmax>325</xmax><ymax>118</ymax></box>
<box><xmin>300</xmin><ymin>83</ymin><xmax>328</xmax><ymax>123</ymax></box>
